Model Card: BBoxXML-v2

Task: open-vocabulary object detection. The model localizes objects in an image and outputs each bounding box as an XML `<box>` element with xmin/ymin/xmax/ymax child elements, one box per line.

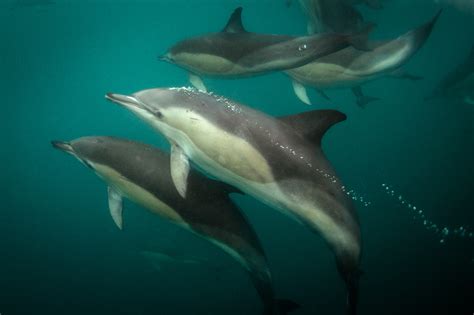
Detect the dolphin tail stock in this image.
<box><xmin>405</xmin><ymin>9</ymin><xmax>442</xmax><ymax>51</ymax></box>
<box><xmin>263</xmin><ymin>299</ymin><xmax>300</xmax><ymax>315</ymax></box>
<box><xmin>346</xmin><ymin>274</ymin><xmax>361</xmax><ymax>315</ymax></box>
<box><xmin>345</xmin><ymin>22</ymin><xmax>376</xmax><ymax>52</ymax></box>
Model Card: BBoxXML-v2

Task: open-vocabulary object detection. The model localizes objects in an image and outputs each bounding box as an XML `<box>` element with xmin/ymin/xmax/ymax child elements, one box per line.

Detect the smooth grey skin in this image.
<box><xmin>427</xmin><ymin>44</ymin><xmax>474</xmax><ymax>104</ymax></box>
<box><xmin>106</xmin><ymin>89</ymin><xmax>362</xmax><ymax>315</ymax></box>
<box><xmin>296</xmin><ymin>0</ymin><xmax>367</xmax><ymax>34</ymax></box>
<box><xmin>286</xmin><ymin>10</ymin><xmax>441</xmax><ymax>106</ymax></box>
<box><xmin>160</xmin><ymin>7</ymin><xmax>369</xmax><ymax>80</ymax></box>
<box><xmin>52</xmin><ymin>137</ymin><xmax>299</xmax><ymax>315</ymax></box>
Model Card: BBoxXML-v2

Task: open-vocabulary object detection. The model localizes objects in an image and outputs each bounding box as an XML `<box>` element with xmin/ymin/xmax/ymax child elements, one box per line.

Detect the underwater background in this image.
<box><xmin>1</xmin><ymin>0</ymin><xmax>473</xmax><ymax>314</ymax></box>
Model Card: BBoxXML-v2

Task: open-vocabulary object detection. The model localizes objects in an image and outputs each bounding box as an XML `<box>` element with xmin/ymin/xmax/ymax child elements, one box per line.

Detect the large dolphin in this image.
<box><xmin>286</xmin><ymin>10</ymin><xmax>441</xmax><ymax>106</ymax></box>
<box><xmin>160</xmin><ymin>7</ymin><xmax>370</xmax><ymax>92</ymax></box>
<box><xmin>427</xmin><ymin>44</ymin><xmax>474</xmax><ymax>104</ymax></box>
<box><xmin>107</xmin><ymin>89</ymin><xmax>362</xmax><ymax>314</ymax></box>
<box><xmin>52</xmin><ymin>136</ymin><xmax>299</xmax><ymax>315</ymax></box>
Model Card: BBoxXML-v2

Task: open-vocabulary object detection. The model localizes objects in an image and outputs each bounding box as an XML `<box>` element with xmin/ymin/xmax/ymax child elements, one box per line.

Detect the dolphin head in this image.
<box><xmin>51</xmin><ymin>137</ymin><xmax>108</xmax><ymax>170</ymax></box>
<box><xmin>106</xmin><ymin>88</ymin><xmax>208</xmax><ymax>146</ymax></box>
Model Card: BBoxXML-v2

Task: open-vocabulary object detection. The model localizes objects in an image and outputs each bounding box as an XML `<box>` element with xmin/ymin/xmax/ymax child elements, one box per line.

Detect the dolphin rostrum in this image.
<box><xmin>286</xmin><ymin>10</ymin><xmax>441</xmax><ymax>106</ymax></box>
<box><xmin>160</xmin><ymin>7</ymin><xmax>371</xmax><ymax>92</ymax></box>
<box><xmin>107</xmin><ymin>88</ymin><xmax>362</xmax><ymax>314</ymax></box>
<box><xmin>52</xmin><ymin>136</ymin><xmax>299</xmax><ymax>315</ymax></box>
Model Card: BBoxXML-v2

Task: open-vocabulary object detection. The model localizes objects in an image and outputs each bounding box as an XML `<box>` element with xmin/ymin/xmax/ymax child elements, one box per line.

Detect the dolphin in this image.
<box><xmin>286</xmin><ymin>10</ymin><xmax>441</xmax><ymax>106</ymax></box>
<box><xmin>141</xmin><ymin>250</ymin><xmax>212</xmax><ymax>271</ymax></box>
<box><xmin>295</xmin><ymin>0</ymin><xmax>367</xmax><ymax>34</ymax></box>
<box><xmin>427</xmin><ymin>44</ymin><xmax>474</xmax><ymax>104</ymax></box>
<box><xmin>52</xmin><ymin>136</ymin><xmax>299</xmax><ymax>315</ymax></box>
<box><xmin>287</xmin><ymin>0</ymin><xmax>382</xmax><ymax>9</ymax></box>
<box><xmin>160</xmin><ymin>7</ymin><xmax>371</xmax><ymax>92</ymax></box>
<box><xmin>107</xmin><ymin>88</ymin><xmax>362</xmax><ymax>314</ymax></box>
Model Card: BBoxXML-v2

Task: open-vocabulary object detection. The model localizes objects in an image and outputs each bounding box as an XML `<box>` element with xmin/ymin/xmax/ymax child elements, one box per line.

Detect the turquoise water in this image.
<box><xmin>2</xmin><ymin>0</ymin><xmax>473</xmax><ymax>314</ymax></box>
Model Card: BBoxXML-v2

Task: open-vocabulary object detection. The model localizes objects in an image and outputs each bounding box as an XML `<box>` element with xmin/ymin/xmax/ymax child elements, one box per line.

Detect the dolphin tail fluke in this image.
<box><xmin>352</xmin><ymin>86</ymin><xmax>379</xmax><ymax>107</ymax></box>
<box><xmin>346</xmin><ymin>23</ymin><xmax>376</xmax><ymax>52</ymax></box>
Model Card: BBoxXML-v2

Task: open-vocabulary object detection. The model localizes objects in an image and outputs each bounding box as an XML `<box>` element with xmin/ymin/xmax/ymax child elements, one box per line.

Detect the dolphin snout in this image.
<box><xmin>158</xmin><ymin>53</ymin><xmax>173</xmax><ymax>63</ymax></box>
<box><xmin>51</xmin><ymin>140</ymin><xmax>73</xmax><ymax>153</ymax></box>
<box><xmin>106</xmin><ymin>93</ymin><xmax>143</xmax><ymax>110</ymax></box>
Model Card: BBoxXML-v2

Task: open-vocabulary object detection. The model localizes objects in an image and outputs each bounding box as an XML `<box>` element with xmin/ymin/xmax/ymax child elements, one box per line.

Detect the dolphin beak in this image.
<box><xmin>51</xmin><ymin>140</ymin><xmax>73</xmax><ymax>153</ymax></box>
<box><xmin>158</xmin><ymin>53</ymin><xmax>172</xmax><ymax>63</ymax></box>
<box><xmin>105</xmin><ymin>93</ymin><xmax>144</xmax><ymax>110</ymax></box>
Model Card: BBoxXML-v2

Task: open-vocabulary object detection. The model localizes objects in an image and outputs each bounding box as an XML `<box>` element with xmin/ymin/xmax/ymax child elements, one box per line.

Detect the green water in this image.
<box><xmin>1</xmin><ymin>0</ymin><xmax>473</xmax><ymax>314</ymax></box>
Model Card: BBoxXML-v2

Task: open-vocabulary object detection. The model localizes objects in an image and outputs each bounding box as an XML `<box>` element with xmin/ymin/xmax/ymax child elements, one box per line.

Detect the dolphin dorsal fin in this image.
<box><xmin>222</xmin><ymin>7</ymin><xmax>246</xmax><ymax>33</ymax></box>
<box><xmin>278</xmin><ymin>110</ymin><xmax>347</xmax><ymax>146</ymax></box>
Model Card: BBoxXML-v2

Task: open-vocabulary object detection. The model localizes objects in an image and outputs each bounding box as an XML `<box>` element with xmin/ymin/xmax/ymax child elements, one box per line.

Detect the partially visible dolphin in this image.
<box><xmin>141</xmin><ymin>250</ymin><xmax>213</xmax><ymax>271</ymax></box>
<box><xmin>287</xmin><ymin>0</ymin><xmax>382</xmax><ymax>10</ymax></box>
<box><xmin>286</xmin><ymin>10</ymin><xmax>441</xmax><ymax>106</ymax></box>
<box><xmin>107</xmin><ymin>88</ymin><xmax>362</xmax><ymax>314</ymax></box>
<box><xmin>160</xmin><ymin>7</ymin><xmax>371</xmax><ymax>92</ymax></box>
<box><xmin>52</xmin><ymin>136</ymin><xmax>299</xmax><ymax>315</ymax></box>
<box><xmin>295</xmin><ymin>0</ymin><xmax>367</xmax><ymax>34</ymax></box>
<box><xmin>427</xmin><ymin>44</ymin><xmax>474</xmax><ymax>104</ymax></box>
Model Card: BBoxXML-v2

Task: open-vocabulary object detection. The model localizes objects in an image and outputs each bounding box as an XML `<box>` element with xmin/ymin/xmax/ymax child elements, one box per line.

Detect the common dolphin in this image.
<box><xmin>427</xmin><ymin>44</ymin><xmax>474</xmax><ymax>104</ymax></box>
<box><xmin>287</xmin><ymin>0</ymin><xmax>382</xmax><ymax>10</ymax></box>
<box><xmin>295</xmin><ymin>0</ymin><xmax>367</xmax><ymax>34</ymax></box>
<box><xmin>52</xmin><ymin>136</ymin><xmax>299</xmax><ymax>315</ymax></box>
<box><xmin>160</xmin><ymin>7</ymin><xmax>371</xmax><ymax>92</ymax></box>
<box><xmin>286</xmin><ymin>10</ymin><xmax>441</xmax><ymax>106</ymax></box>
<box><xmin>107</xmin><ymin>89</ymin><xmax>362</xmax><ymax>314</ymax></box>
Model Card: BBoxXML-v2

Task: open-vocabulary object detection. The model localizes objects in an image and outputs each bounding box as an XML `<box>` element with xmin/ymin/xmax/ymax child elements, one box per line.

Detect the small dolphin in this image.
<box><xmin>296</xmin><ymin>0</ymin><xmax>367</xmax><ymax>34</ymax></box>
<box><xmin>52</xmin><ymin>137</ymin><xmax>299</xmax><ymax>315</ymax></box>
<box><xmin>286</xmin><ymin>10</ymin><xmax>441</xmax><ymax>106</ymax></box>
<box><xmin>107</xmin><ymin>88</ymin><xmax>362</xmax><ymax>314</ymax></box>
<box><xmin>160</xmin><ymin>7</ymin><xmax>370</xmax><ymax>92</ymax></box>
<box><xmin>427</xmin><ymin>44</ymin><xmax>474</xmax><ymax>104</ymax></box>
<box><xmin>287</xmin><ymin>0</ymin><xmax>382</xmax><ymax>9</ymax></box>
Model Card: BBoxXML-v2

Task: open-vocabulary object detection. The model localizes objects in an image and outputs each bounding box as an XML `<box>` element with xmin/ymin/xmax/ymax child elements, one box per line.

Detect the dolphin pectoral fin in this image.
<box><xmin>170</xmin><ymin>144</ymin><xmax>190</xmax><ymax>198</ymax></box>
<box><xmin>188</xmin><ymin>73</ymin><xmax>207</xmax><ymax>92</ymax></box>
<box><xmin>292</xmin><ymin>80</ymin><xmax>312</xmax><ymax>105</ymax></box>
<box><xmin>352</xmin><ymin>86</ymin><xmax>380</xmax><ymax>107</ymax></box>
<box><xmin>107</xmin><ymin>187</ymin><xmax>123</xmax><ymax>230</ymax></box>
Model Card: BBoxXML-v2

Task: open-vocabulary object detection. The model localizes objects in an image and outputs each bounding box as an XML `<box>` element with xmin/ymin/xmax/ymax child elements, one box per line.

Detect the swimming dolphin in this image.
<box><xmin>295</xmin><ymin>0</ymin><xmax>367</xmax><ymax>34</ymax></box>
<box><xmin>52</xmin><ymin>136</ymin><xmax>299</xmax><ymax>315</ymax></box>
<box><xmin>287</xmin><ymin>0</ymin><xmax>382</xmax><ymax>10</ymax></box>
<box><xmin>286</xmin><ymin>10</ymin><xmax>441</xmax><ymax>106</ymax></box>
<box><xmin>427</xmin><ymin>44</ymin><xmax>474</xmax><ymax>104</ymax></box>
<box><xmin>160</xmin><ymin>7</ymin><xmax>371</xmax><ymax>92</ymax></box>
<box><xmin>141</xmin><ymin>250</ymin><xmax>212</xmax><ymax>271</ymax></box>
<box><xmin>106</xmin><ymin>88</ymin><xmax>362</xmax><ymax>314</ymax></box>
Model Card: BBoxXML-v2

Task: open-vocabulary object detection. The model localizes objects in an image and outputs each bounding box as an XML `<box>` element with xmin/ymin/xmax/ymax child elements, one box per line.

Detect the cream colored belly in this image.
<box><xmin>93</xmin><ymin>163</ymin><xmax>188</xmax><ymax>226</ymax></box>
<box><xmin>175</xmin><ymin>52</ymin><xmax>248</xmax><ymax>76</ymax></box>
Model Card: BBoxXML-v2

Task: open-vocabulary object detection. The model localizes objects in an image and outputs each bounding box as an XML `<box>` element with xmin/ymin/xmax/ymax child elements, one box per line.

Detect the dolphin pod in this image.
<box><xmin>52</xmin><ymin>136</ymin><xmax>299</xmax><ymax>315</ymax></box>
<box><xmin>106</xmin><ymin>88</ymin><xmax>362</xmax><ymax>315</ymax></box>
<box><xmin>160</xmin><ymin>7</ymin><xmax>371</xmax><ymax>92</ymax></box>
<box><xmin>51</xmin><ymin>4</ymin><xmax>450</xmax><ymax>315</ymax></box>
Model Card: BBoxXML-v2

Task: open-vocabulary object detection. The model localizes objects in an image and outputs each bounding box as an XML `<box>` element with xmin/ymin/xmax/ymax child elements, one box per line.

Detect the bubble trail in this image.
<box><xmin>381</xmin><ymin>183</ymin><xmax>474</xmax><ymax>244</ymax></box>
